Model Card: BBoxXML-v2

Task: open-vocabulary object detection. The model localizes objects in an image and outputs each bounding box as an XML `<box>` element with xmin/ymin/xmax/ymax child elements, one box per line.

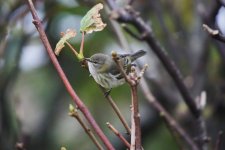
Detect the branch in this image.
<box><xmin>112</xmin><ymin>53</ymin><xmax>142</xmax><ymax>150</ymax></box>
<box><xmin>203</xmin><ymin>24</ymin><xmax>225</xmax><ymax>43</ymax></box>
<box><xmin>69</xmin><ymin>105</ymin><xmax>104</xmax><ymax>150</ymax></box>
<box><xmin>140</xmin><ymin>79</ymin><xmax>199</xmax><ymax>150</ymax></box>
<box><xmin>26</xmin><ymin>1</ymin><xmax>114</xmax><ymax>149</ymax></box>
<box><xmin>106</xmin><ymin>122</ymin><xmax>131</xmax><ymax>149</ymax></box>
<box><xmin>99</xmin><ymin>86</ymin><xmax>131</xmax><ymax>135</ymax></box>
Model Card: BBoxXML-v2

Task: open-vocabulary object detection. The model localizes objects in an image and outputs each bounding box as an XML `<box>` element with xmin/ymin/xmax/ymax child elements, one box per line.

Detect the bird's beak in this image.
<box><xmin>84</xmin><ymin>58</ymin><xmax>91</xmax><ymax>62</ymax></box>
<box><xmin>84</xmin><ymin>58</ymin><xmax>92</xmax><ymax>63</ymax></box>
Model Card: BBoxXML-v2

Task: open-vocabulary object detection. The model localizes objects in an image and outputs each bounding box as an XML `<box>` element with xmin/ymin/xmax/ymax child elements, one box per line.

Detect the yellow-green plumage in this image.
<box><xmin>86</xmin><ymin>50</ymin><xmax>146</xmax><ymax>89</ymax></box>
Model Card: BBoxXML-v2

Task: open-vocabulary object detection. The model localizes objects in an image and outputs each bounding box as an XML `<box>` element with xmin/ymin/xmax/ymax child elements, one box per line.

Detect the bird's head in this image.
<box><xmin>85</xmin><ymin>53</ymin><xmax>109</xmax><ymax>72</ymax></box>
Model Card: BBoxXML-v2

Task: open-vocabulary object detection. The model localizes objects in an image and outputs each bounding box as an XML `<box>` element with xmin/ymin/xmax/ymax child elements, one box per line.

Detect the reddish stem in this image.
<box><xmin>26</xmin><ymin>0</ymin><xmax>114</xmax><ymax>149</ymax></box>
<box><xmin>131</xmin><ymin>85</ymin><xmax>142</xmax><ymax>150</ymax></box>
<box><xmin>107</xmin><ymin>122</ymin><xmax>131</xmax><ymax>149</ymax></box>
<box><xmin>65</xmin><ymin>41</ymin><xmax>79</xmax><ymax>56</ymax></box>
<box><xmin>80</xmin><ymin>31</ymin><xmax>85</xmax><ymax>55</ymax></box>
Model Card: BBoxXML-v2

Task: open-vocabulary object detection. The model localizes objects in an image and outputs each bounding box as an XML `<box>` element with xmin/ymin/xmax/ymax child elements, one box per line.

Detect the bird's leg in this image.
<box><xmin>104</xmin><ymin>88</ymin><xmax>112</xmax><ymax>97</ymax></box>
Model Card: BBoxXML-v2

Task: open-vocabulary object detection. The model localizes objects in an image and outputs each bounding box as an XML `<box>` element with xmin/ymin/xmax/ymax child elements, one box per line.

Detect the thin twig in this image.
<box><xmin>203</xmin><ymin>24</ymin><xmax>225</xmax><ymax>43</ymax></box>
<box><xmin>99</xmin><ymin>86</ymin><xmax>131</xmax><ymax>135</ymax></box>
<box><xmin>69</xmin><ymin>105</ymin><xmax>104</xmax><ymax>150</ymax></box>
<box><xmin>26</xmin><ymin>1</ymin><xmax>114</xmax><ymax>149</ymax></box>
<box><xmin>214</xmin><ymin>131</ymin><xmax>223</xmax><ymax>150</ymax></box>
<box><xmin>106</xmin><ymin>122</ymin><xmax>131</xmax><ymax>149</ymax></box>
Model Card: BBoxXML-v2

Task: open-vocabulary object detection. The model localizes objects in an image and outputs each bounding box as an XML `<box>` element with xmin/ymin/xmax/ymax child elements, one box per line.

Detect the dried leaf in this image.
<box><xmin>80</xmin><ymin>3</ymin><xmax>107</xmax><ymax>34</ymax></box>
<box><xmin>55</xmin><ymin>29</ymin><xmax>76</xmax><ymax>55</ymax></box>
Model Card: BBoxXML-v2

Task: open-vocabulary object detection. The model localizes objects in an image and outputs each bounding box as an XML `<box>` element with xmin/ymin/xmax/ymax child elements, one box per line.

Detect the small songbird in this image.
<box><xmin>85</xmin><ymin>50</ymin><xmax>146</xmax><ymax>91</ymax></box>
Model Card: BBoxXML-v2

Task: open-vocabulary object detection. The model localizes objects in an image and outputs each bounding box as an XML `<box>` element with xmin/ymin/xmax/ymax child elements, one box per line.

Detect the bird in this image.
<box><xmin>85</xmin><ymin>50</ymin><xmax>146</xmax><ymax>94</ymax></box>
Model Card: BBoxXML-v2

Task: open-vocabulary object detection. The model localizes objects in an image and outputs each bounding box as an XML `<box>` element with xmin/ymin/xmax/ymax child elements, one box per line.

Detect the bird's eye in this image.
<box><xmin>93</xmin><ymin>61</ymin><xmax>99</xmax><ymax>64</ymax></box>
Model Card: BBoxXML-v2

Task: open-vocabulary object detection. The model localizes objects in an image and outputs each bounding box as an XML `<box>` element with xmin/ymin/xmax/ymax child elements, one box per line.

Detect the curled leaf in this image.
<box><xmin>80</xmin><ymin>3</ymin><xmax>107</xmax><ymax>34</ymax></box>
<box><xmin>55</xmin><ymin>29</ymin><xmax>77</xmax><ymax>55</ymax></box>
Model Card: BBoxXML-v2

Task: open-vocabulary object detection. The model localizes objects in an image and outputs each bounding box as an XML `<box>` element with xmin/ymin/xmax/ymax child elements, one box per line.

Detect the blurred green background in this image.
<box><xmin>1</xmin><ymin>0</ymin><xmax>225</xmax><ymax>150</ymax></box>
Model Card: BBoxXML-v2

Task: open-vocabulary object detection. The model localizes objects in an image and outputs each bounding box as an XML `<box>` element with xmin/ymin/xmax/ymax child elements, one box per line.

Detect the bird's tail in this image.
<box><xmin>131</xmin><ymin>50</ymin><xmax>146</xmax><ymax>61</ymax></box>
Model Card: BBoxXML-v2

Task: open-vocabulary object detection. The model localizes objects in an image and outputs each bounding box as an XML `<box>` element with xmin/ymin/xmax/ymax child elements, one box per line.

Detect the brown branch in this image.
<box><xmin>140</xmin><ymin>79</ymin><xmax>199</xmax><ymax>150</ymax></box>
<box><xmin>26</xmin><ymin>1</ymin><xmax>115</xmax><ymax>149</ymax></box>
<box><xmin>99</xmin><ymin>86</ymin><xmax>131</xmax><ymax>135</ymax></box>
<box><xmin>203</xmin><ymin>24</ymin><xmax>225</xmax><ymax>43</ymax></box>
<box><xmin>112</xmin><ymin>53</ymin><xmax>142</xmax><ymax>150</ymax></box>
<box><xmin>106</xmin><ymin>122</ymin><xmax>131</xmax><ymax>149</ymax></box>
<box><xmin>69</xmin><ymin>105</ymin><xmax>104</xmax><ymax>150</ymax></box>
<box><xmin>130</xmin><ymin>85</ymin><xmax>142</xmax><ymax>150</ymax></box>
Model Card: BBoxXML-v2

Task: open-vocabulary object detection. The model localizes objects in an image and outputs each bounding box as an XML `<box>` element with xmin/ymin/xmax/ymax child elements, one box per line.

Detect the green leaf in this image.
<box><xmin>80</xmin><ymin>3</ymin><xmax>106</xmax><ymax>34</ymax></box>
<box><xmin>54</xmin><ymin>29</ymin><xmax>77</xmax><ymax>55</ymax></box>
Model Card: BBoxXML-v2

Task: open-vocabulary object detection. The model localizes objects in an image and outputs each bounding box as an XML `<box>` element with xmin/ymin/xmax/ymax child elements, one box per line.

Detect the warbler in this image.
<box><xmin>85</xmin><ymin>50</ymin><xmax>146</xmax><ymax>90</ymax></box>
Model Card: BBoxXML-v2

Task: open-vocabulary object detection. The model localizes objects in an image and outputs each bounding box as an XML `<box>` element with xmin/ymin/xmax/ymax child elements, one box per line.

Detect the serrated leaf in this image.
<box><xmin>55</xmin><ymin>29</ymin><xmax>76</xmax><ymax>55</ymax></box>
<box><xmin>80</xmin><ymin>3</ymin><xmax>107</xmax><ymax>34</ymax></box>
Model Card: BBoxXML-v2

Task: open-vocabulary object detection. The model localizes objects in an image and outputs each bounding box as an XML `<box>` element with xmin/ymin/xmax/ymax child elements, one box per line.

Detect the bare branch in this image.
<box><xmin>26</xmin><ymin>0</ymin><xmax>114</xmax><ymax>149</ymax></box>
<box><xmin>69</xmin><ymin>105</ymin><xmax>104</xmax><ymax>150</ymax></box>
<box><xmin>140</xmin><ymin>80</ymin><xmax>199</xmax><ymax>150</ymax></box>
<box><xmin>99</xmin><ymin>86</ymin><xmax>131</xmax><ymax>135</ymax></box>
<box><xmin>106</xmin><ymin>122</ymin><xmax>131</xmax><ymax>149</ymax></box>
<box><xmin>112</xmin><ymin>52</ymin><xmax>142</xmax><ymax>150</ymax></box>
